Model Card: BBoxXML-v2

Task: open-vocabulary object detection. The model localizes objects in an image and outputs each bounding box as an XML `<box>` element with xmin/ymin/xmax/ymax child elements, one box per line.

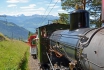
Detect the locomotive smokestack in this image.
<box><xmin>102</xmin><ymin>0</ymin><xmax>104</xmax><ymax>22</ymax></box>
<box><xmin>70</xmin><ymin>10</ymin><xmax>89</xmax><ymax>30</ymax></box>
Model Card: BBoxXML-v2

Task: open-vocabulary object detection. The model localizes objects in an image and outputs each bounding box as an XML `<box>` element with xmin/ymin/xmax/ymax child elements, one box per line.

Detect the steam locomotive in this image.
<box><xmin>36</xmin><ymin>9</ymin><xmax>104</xmax><ymax>70</ymax></box>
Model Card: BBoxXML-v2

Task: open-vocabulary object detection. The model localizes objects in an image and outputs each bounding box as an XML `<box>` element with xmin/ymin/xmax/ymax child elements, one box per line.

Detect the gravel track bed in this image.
<box><xmin>28</xmin><ymin>55</ymin><xmax>40</xmax><ymax>70</ymax></box>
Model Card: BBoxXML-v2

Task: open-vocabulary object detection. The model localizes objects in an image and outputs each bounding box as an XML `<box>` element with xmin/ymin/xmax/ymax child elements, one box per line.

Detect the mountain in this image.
<box><xmin>0</xmin><ymin>20</ymin><xmax>29</xmax><ymax>40</ymax></box>
<box><xmin>0</xmin><ymin>14</ymin><xmax>58</xmax><ymax>32</ymax></box>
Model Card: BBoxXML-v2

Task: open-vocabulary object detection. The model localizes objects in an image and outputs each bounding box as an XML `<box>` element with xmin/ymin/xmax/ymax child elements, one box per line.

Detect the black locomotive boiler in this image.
<box><xmin>36</xmin><ymin>9</ymin><xmax>104</xmax><ymax>70</ymax></box>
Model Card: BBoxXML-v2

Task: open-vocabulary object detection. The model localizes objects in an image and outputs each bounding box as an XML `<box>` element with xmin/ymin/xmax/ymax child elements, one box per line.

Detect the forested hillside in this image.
<box><xmin>0</xmin><ymin>20</ymin><xmax>29</xmax><ymax>40</ymax></box>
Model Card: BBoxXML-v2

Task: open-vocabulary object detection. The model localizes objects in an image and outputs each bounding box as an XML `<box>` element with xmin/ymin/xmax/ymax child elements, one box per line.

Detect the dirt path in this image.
<box><xmin>28</xmin><ymin>54</ymin><xmax>40</xmax><ymax>70</ymax></box>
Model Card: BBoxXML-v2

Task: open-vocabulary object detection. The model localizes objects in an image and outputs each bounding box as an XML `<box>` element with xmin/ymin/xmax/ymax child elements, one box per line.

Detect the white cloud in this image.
<box><xmin>7</xmin><ymin>4</ymin><xmax>17</xmax><ymax>7</ymax></box>
<box><xmin>20</xmin><ymin>4</ymin><xmax>45</xmax><ymax>13</ymax></box>
<box><xmin>58</xmin><ymin>9</ymin><xmax>66</xmax><ymax>12</ymax></box>
<box><xmin>7</xmin><ymin>0</ymin><xmax>19</xmax><ymax>3</ymax></box>
<box><xmin>58</xmin><ymin>9</ymin><xmax>68</xmax><ymax>13</ymax></box>
<box><xmin>20</xmin><ymin>5</ymin><xmax>45</xmax><ymax>16</ymax></box>
<box><xmin>20</xmin><ymin>4</ymin><xmax>36</xmax><ymax>9</ymax></box>
<box><xmin>46</xmin><ymin>4</ymin><xmax>54</xmax><ymax>6</ymax></box>
<box><xmin>58</xmin><ymin>9</ymin><xmax>65</xmax><ymax>12</ymax></box>
<box><xmin>1</xmin><ymin>1</ymin><xmax>61</xmax><ymax>16</ymax></box>
<box><xmin>46</xmin><ymin>4</ymin><xmax>60</xmax><ymax>9</ymax></box>
<box><xmin>21</xmin><ymin>7</ymin><xmax>45</xmax><ymax>12</ymax></box>
<box><xmin>49</xmin><ymin>5</ymin><xmax>60</xmax><ymax>9</ymax></box>
<box><xmin>37</xmin><ymin>7</ymin><xmax>45</xmax><ymax>11</ymax></box>
<box><xmin>53</xmin><ymin>0</ymin><xmax>61</xmax><ymax>3</ymax></box>
<box><xmin>6</xmin><ymin>0</ymin><xmax>28</xmax><ymax>3</ymax></box>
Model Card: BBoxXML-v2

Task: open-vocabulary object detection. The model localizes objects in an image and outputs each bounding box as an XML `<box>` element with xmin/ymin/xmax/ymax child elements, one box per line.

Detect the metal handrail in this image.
<box><xmin>46</xmin><ymin>52</ymin><xmax>55</xmax><ymax>70</ymax></box>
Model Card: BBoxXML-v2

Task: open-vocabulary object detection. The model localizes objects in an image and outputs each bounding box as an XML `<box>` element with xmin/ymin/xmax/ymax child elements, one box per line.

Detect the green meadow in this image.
<box><xmin>0</xmin><ymin>34</ymin><xmax>29</xmax><ymax>70</ymax></box>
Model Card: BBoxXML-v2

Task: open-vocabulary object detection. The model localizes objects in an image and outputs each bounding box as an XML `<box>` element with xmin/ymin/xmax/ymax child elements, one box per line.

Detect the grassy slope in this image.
<box><xmin>0</xmin><ymin>40</ymin><xmax>29</xmax><ymax>70</ymax></box>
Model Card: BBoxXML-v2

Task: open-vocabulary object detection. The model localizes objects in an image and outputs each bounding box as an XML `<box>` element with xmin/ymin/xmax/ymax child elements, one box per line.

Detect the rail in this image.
<box><xmin>46</xmin><ymin>52</ymin><xmax>55</xmax><ymax>70</ymax></box>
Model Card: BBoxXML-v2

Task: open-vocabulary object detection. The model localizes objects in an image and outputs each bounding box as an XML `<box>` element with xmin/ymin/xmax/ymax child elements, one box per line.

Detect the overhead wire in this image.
<box><xmin>39</xmin><ymin>0</ymin><xmax>60</xmax><ymax>26</ymax></box>
<box><xmin>39</xmin><ymin>0</ymin><xmax>52</xmax><ymax>26</ymax></box>
<box><xmin>43</xmin><ymin>0</ymin><xmax>52</xmax><ymax>17</ymax></box>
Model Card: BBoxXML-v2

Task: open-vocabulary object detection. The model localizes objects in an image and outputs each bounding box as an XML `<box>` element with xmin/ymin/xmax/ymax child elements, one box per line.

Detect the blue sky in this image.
<box><xmin>0</xmin><ymin>0</ymin><xmax>68</xmax><ymax>16</ymax></box>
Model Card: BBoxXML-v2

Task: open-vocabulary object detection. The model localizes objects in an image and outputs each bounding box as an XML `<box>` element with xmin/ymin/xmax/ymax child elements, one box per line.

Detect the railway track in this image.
<box><xmin>28</xmin><ymin>55</ymin><xmax>40</xmax><ymax>70</ymax></box>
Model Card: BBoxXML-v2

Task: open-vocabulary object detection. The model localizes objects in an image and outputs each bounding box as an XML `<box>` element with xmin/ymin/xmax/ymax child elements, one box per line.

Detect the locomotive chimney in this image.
<box><xmin>70</xmin><ymin>9</ymin><xmax>89</xmax><ymax>30</ymax></box>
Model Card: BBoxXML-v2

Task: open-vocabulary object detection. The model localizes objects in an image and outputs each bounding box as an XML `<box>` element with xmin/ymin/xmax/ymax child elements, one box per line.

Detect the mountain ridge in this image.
<box><xmin>0</xmin><ymin>20</ymin><xmax>29</xmax><ymax>40</ymax></box>
<box><xmin>0</xmin><ymin>14</ymin><xmax>58</xmax><ymax>32</ymax></box>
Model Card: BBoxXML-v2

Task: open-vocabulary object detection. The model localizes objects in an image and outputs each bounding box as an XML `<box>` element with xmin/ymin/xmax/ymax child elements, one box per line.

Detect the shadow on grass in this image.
<box><xmin>19</xmin><ymin>49</ymin><xmax>29</xmax><ymax>70</ymax></box>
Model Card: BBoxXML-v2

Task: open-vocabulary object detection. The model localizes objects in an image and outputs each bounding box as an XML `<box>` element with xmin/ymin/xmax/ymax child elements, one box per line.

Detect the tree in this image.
<box><xmin>61</xmin><ymin>0</ymin><xmax>89</xmax><ymax>10</ymax></box>
<box><xmin>61</xmin><ymin>0</ymin><xmax>102</xmax><ymax>27</ymax></box>
<box><xmin>87</xmin><ymin>0</ymin><xmax>101</xmax><ymax>27</ymax></box>
<box><xmin>61</xmin><ymin>0</ymin><xmax>101</xmax><ymax>11</ymax></box>
<box><xmin>52</xmin><ymin>13</ymin><xmax>69</xmax><ymax>24</ymax></box>
<box><xmin>28</xmin><ymin>31</ymin><xmax>33</xmax><ymax>38</ymax></box>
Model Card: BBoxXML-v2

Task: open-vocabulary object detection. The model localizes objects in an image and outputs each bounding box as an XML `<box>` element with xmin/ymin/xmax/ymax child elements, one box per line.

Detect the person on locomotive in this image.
<box><xmin>28</xmin><ymin>34</ymin><xmax>38</xmax><ymax>59</ymax></box>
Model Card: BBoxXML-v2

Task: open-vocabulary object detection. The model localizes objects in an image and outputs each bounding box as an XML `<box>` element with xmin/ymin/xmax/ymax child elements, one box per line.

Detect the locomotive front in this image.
<box><xmin>49</xmin><ymin>9</ymin><xmax>104</xmax><ymax>70</ymax></box>
<box><xmin>79</xmin><ymin>27</ymin><xmax>104</xmax><ymax>70</ymax></box>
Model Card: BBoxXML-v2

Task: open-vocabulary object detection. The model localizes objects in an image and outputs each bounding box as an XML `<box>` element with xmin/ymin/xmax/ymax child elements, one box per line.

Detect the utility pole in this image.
<box><xmin>48</xmin><ymin>20</ymin><xmax>53</xmax><ymax>24</ymax></box>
